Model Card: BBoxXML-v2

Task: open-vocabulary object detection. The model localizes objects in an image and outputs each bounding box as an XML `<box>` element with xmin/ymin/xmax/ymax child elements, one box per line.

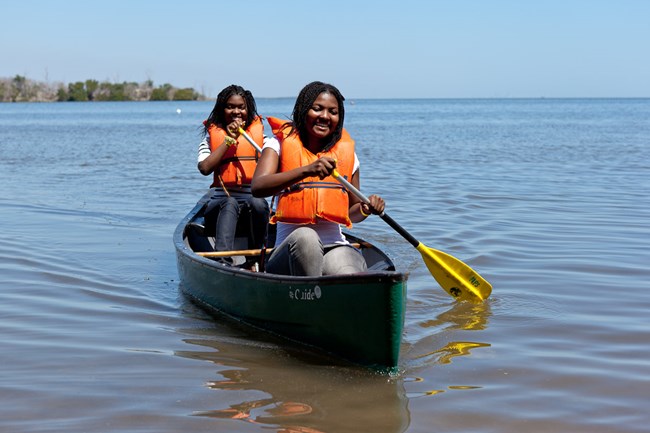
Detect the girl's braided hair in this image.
<box><xmin>203</xmin><ymin>84</ymin><xmax>258</xmax><ymax>136</ymax></box>
<box><xmin>289</xmin><ymin>81</ymin><xmax>345</xmax><ymax>151</ymax></box>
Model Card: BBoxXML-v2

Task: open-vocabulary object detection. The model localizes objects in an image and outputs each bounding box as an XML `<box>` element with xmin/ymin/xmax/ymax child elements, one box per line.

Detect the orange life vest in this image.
<box><xmin>266</xmin><ymin>116</ymin><xmax>355</xmax><ymax>228</ymax></box>
<box><xmin>208</xmin><ymin>117</ymin><xmax>263</xmax><ymax>188</ymax></box>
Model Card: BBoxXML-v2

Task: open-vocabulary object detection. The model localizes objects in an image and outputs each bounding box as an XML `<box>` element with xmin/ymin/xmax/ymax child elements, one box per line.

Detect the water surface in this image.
<box><xmin>1</xmin><ymin>98</ymin><xmax>648</xmax><ymax>432</ymax></box>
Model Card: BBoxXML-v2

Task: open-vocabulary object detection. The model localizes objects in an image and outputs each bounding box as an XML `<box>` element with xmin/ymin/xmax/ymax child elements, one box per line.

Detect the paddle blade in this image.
<box><xmin>416</xmin><ymin>243</ymin><xmax>492</xmax><ymax>302</ymax></box>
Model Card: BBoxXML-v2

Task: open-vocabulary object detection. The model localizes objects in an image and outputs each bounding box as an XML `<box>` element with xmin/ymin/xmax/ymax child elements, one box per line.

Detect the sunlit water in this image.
<box><xmin>1</xmin><ymin>99</ymin><xmax>648</xmax><ymax>432</ymax></box>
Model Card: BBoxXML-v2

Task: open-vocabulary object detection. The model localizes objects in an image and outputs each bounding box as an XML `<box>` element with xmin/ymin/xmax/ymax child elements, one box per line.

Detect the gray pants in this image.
<box><xmin>266</xmin><ymin>227</ymin><xmax>367</xmax><ymax>276</ymax></box>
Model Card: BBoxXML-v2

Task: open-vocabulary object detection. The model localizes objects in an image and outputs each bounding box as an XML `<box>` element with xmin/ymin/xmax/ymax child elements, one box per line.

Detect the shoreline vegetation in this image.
<box><xmin>1</xmin><ymin>75</ymin><xmax>207</xmax><ymax>102</ymax></box>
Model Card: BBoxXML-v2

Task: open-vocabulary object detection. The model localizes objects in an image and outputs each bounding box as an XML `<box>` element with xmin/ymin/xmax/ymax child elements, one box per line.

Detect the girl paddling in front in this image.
<box><xmin>252</xmin><ymin>81</ymin><xmax>384</xmax><ymax>276</ymax></box>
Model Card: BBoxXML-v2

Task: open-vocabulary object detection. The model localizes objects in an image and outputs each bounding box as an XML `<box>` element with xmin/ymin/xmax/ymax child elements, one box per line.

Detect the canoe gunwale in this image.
<box><xmin>173</xmin><ymin>190</ymin><xmax>407</xmax><ymax>285</ymax></box>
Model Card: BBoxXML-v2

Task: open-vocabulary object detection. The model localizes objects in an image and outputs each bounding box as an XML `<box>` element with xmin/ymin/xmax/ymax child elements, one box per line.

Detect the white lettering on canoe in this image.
<box><xmin>289</xmin><ymin>285</ymin><xmax>322</xmax><ymax>301</ymax></box>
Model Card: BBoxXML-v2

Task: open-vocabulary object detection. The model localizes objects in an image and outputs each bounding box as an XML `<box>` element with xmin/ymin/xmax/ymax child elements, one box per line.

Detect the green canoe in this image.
<box><xmin>174</xmin><ymin>192</ymin><xmax>408</xmax><ymax>370</ymax></box>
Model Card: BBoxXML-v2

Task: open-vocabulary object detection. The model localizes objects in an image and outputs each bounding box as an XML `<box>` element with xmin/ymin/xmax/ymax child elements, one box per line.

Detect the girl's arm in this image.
<box><xmin>197</xmin><ymin>134</ymin><xmax>231</xmax><ymax>175</ymax></box>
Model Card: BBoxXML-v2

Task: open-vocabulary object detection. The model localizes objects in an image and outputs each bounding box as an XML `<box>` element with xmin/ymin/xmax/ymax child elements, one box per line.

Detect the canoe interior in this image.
<box><xmin>174</xmin><ymin>191</ymin><xmax>408</xmax><ymax>370</ymax></box>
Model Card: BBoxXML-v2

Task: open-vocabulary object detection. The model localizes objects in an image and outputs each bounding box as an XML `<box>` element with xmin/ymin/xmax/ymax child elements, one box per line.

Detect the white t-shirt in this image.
<box><xmin>263</xmin><ymin>136</ymin><xmax>361</xmax><ymax>246</ymax></box>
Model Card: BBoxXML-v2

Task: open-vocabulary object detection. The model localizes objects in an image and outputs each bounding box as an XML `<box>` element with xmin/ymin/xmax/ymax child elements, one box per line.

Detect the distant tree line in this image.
<box><xmin>0</xmin><ymin>75</ymin><xmax>205</xmax><ymax>102</ymax></box>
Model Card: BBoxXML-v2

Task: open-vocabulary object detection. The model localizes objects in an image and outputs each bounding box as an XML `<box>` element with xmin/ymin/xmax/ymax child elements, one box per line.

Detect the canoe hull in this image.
<box><xmin>174</xmin><ymin>194</ymin><xmax>408</xmax><ymax>370</ymax></box>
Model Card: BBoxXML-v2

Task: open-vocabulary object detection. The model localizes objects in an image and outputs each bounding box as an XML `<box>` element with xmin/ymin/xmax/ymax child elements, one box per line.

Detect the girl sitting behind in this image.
<box><xmin>198</xmin><ymin>84</ymin><xmax>270</xmax><ymax>257</ymax></box>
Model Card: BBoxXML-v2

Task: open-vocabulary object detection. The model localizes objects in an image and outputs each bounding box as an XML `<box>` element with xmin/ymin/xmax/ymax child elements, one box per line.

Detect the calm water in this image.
<box><xmin>1</xmin><ymin>98</ymin><xmax>648</xmax><ymax>432</ymax></box>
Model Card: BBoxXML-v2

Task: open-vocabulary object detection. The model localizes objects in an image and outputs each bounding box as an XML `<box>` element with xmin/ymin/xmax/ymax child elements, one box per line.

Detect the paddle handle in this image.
<box><xmin>238</xmin><ymin>127</ymin><xmax>263</xmax><ymax>154</ymax></box>
<box><xmin>332</xmin><ymin>170</ymin><xmax>419</xmax><ymax>248</ymax></box>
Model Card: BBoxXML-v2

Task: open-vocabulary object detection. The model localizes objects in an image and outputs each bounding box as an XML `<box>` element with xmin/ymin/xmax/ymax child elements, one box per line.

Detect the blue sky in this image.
<box><xmin>2</xmin><ymin>0</ymin><xmax>649</xmax><ymax>98</ymax></box>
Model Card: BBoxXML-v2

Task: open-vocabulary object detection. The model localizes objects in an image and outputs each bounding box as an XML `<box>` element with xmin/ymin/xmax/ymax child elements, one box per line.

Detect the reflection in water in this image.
<box><xmin>194</xmin><ymin>399</ymin><xmax>318</xmax><ymax>432</ymax></box>
<box><xmin>174</xmin><ymin>319</ymin><xmax>411</xmax><ymax>433</ymax></box>
<box><xmin>414</xmin><ymin>341</ymin><xmax>492</xmax><ymax>365</ymax></box>
<box><xmin>411</xmin><ymin>298</ymin><xmax>492</xmax><ymax>366</ymax></box>
<box><xmin>420</xmin><ymin>298</ymin><xmax>492</xmax><ymax>331</ymax></box>
<box><xmin>404</xmin><ymin>297</ymin><xmax>493</xmax><ymax>397</ymax></box>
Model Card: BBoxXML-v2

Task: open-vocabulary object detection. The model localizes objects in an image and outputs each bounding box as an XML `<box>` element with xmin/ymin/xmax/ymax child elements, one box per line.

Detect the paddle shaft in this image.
<box><xmin>378</xmin><ymin>213</ymin><xmax>419</xmax><ymax>249</ymax></box>
<box><xmin>238</xmin><ymin>127</ymin><xmax>263</xmax><ymax>153</ymax></box>
<box><xmin>332</xmin><ymin>170</ymin><xmax>419</xmax><ymax>248</ymax></box>
<box><xmin>198</xmin><ymin>248</ymin><xmax>270</xmax><ymax>258</ymax></box>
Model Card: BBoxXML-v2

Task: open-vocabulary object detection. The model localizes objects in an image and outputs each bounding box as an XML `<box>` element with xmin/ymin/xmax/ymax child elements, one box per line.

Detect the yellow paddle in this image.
<box><xmin>332</xmin><ymin>169</ymin><xmax>492</xmax><ymax>302</ymax></box>
<box><xmin>237</xmin><ymin>127</ymin><xmax>263</xmax><ymax>153</ymax></box>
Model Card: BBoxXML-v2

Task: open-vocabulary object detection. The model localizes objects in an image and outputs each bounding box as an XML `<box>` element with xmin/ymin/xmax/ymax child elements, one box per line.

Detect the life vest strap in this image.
<box><xmin>283</xmin><ymin>181</ymin><xmax>347</xmax><ymax>194</ymax></box>
<box><xmin>218</xmin><ymin>155</ymin><xmax>258</xmax><ymax>169</ymax></box>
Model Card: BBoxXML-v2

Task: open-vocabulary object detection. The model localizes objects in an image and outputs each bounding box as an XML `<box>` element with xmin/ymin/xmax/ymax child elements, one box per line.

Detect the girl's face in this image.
<box><xmin>305</xmin><ymin>92</ymin><xmax>340</xmax><ymax>146</ymax></box>
<box><xmin>223</xmin><ymin>94</ymin><xmax>247</xmax><ymax>125</ymax></box>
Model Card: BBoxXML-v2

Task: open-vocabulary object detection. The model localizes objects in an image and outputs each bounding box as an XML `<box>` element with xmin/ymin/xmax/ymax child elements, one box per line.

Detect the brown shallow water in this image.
<box><xmin>1</xmin><ymin>99</ymin><xmax>648</xmax><ymax>432</ymax></box>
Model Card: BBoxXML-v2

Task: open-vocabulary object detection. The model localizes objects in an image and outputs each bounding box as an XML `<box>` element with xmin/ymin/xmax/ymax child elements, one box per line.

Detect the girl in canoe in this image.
<box><xmin>198</xmin><ymin>84</ymin><xmax>270</xmax><ymax>259</ymax></box>
<box><xmin>252</xmin><ymin>81</ymin><xmax>385</xmax><ymax>276</ymax></box>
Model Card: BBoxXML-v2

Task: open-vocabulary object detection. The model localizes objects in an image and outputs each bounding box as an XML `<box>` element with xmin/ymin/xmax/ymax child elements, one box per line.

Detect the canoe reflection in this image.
<box><xmin>175</xmin><ymin>331</ymin><xmax>410</xmax><ymax>433</ymax></box>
